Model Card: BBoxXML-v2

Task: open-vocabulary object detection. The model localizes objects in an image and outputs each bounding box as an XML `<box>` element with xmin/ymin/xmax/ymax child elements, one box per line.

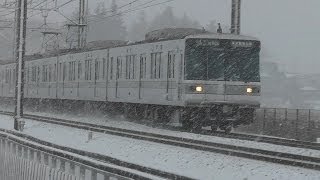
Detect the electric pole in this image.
<box><xmin>14</xmin><ymin>0</ymin><xmax>27</xmax><ymax>130</ymax></box>
<box><xmin>231</xmin><ymin>0</ymin><xmax>241</xmax><ymax>34</ymax></box>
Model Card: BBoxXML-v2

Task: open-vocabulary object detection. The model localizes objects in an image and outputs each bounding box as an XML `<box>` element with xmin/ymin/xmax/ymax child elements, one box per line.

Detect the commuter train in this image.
<box><xmin>0</xmin><ymin>28</ymin><xmax>261</xmax><ymax>132</ymax></box>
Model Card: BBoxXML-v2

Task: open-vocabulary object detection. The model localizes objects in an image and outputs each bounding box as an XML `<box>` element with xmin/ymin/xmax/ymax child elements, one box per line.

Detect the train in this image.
<box><xmin>0</xmin><ymin>28</ymin><xmax>261</xmax><ymax>132</ymax></box>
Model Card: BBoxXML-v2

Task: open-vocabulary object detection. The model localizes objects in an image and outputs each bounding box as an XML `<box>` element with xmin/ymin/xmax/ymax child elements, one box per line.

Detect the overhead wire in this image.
<box><xmin>88</xmin><ymin>0</ymin><xmax>175</xmax><ymax>24</ymax></box>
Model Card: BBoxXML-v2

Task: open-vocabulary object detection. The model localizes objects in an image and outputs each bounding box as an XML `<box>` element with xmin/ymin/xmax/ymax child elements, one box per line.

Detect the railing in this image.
<box><xmin>0</xmin><ymin>131</ymin><xmax>141</xmax><ymax>180</ymax></box>
<box><xmin>238</xmin><ymin>108</ymin><xmax>320</xmax><ymax>142</ymax></box>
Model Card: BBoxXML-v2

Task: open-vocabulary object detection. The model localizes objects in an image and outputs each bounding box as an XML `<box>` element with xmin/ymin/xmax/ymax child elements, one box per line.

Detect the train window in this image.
<box><xmin>116</xmin><ymin>57</ymin><xmax>122</xmax><ymax>79</ymax></box>
<box><xmin>85</xmin><ymin>60</ymin><xmax>92</xmax><ymax>81</ymax></box>
<box><xmin>168</xmin><ymin>52</ymin><xmax>175</xmax><ymax>79</ymax></box>
<box><xmin>110</xmin><ymin>57</ymin><xmax>113</xmax><ymax>80</ymax></box>
<box><xmin>95</xmin><ymin>60</ymin><xmax>100</xmax><ymax>80</ymax></box>
<box><xmin>37</xmin><ymin>66</ymin><xmax>40</xmax><ymax>82</ymax></box>
<box><xmin>13</xmin><ymin>68</ymin><xmax>16</xmax><ymax>83</ymax></box>
<box><xmin>69</xmin><ymin>61</ymin><xmax>76</xmax><ymax>81</ymax></box>
<box><xmin>126</xmin><ymin>55</ymin><xmax>135</xmax><ymax>79</ymax></box>
<box><xmin>49</xmin><ymin>65</ymin><xmax>52</xmax><ymax>82</ymax></box>
<box><xmin>54</xmin><ymin>64</ymin><xmax>57</xmax><ymax>81</ymax></box>
<box><xmin>78</xmin><ymin>62</ymin><xmax>82</xmax><ymax>80</ymax></box>
<box><xmin>140</xmin><ymin>55</ymin><xmax>147</xmax><ymax>79</ymax></box>
<box><xmin>63</xmin><ymin>62</ymin><xmax>67</xmax><ymax>81</ymax></box>
<box><xmin>151</xmin><ymin>52</ymin><xmax>162</xmax><ymax>79</ymax></box>
<box><xmin>59</xmin><ymin>63</ymin><xmax>62</xmax><ymax>81</ymax></box>
<box><xmin>103</xmin><ymin>58</ymin><xmax>106</xmax><ymax>79</ymax></box>
<box><xmin>31</xmin><ymin>66</ymin><xmax>36</xmax><ymax>82</ymax></box>
<box><xmin>68</xmin><ymin>62</ymin><xmax>71</xmax><ymax>81</ymax></box>
<box><xmin>42</xmin><ymin>65</ymin><xmax>48</xmax><ymax>82</ymax></box>
<box><xmin>5</xmin><ymin>69</ymin><xmax>9</xmax><ymax>83</ymax></box>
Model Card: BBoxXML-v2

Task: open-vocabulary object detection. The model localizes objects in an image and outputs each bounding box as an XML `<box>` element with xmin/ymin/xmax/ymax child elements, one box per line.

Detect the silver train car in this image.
<box><xmin>0</xmin><ymin>29</ymin><xmax>261</xmax><ymax>132</ymax></box>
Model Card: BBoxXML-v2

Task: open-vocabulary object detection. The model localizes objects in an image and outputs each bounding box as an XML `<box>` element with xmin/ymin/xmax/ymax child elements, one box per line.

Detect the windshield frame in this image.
<box><xmin>184</xmin><ymin>38</ymin><xmax>261</xmax><ymax>82</ymax></box>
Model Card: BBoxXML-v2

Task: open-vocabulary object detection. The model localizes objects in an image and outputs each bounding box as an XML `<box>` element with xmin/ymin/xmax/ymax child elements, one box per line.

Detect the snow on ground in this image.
<box><xmin>21</xmin><ymin>110</ymin><xmax>320</xmax><ymax>159</ymax></box>
<box><xmin>0</xmin><ymin>114</ymin><xmax>319</xmax><ymax>180</ymax></box>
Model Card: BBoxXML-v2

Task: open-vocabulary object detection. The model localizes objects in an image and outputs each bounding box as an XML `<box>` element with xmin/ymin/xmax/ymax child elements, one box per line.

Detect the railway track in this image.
<box><xmin>139</xmin><ymin>121</ymin><xmax>320</xmax><ymax>151</ymax></box>
<box><xmin>0</xmin><ymin>111</ymin><xmax>319</xmax><ymax>171</ymax></box>
<box><xmin>2</xmin><ymin>110</ymin><xmax>320</xmax><ymax>151</ymax></box>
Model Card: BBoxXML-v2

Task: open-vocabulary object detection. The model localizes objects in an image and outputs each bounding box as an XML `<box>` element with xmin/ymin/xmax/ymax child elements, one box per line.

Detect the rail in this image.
<box><xmin>0</xmin><ymin>112</ymin><xmax>319</xmax><ymax>171</ymax></box>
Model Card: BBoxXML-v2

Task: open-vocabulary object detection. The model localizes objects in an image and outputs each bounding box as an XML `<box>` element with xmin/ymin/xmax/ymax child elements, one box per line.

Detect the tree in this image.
<box><xmin>148</xmin><ymin>6</ymin><xmax>202</xmax><ymax>31</ymax></box>
<box><xmin>87</xmin><ymin>0</ymin><xmax>127</xmax><ymax>41</ymax></box>
<box><xmin>128</xmin><ymin>11</ymin><xmax>147</xmax><ymax>41</ymax></box>
<box><xmin>177</xmin><ymin>13</ymin><xmax>201</xmax><ymax>29</ymax></box>
<box><xmin>149</xmin><ymin>6</ymin><xmax>177</xmax><ymax>31</ymax></box>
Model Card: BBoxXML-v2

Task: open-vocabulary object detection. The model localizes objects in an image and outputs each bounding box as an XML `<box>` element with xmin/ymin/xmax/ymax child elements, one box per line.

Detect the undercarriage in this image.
<box><xmin>122</xmin><ymin>103</ymin><xmax>256</xmax><ymax>133</ymax></box>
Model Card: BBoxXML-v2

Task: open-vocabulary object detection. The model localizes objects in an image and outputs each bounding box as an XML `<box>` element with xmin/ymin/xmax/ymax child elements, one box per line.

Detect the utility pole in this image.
<box><xmin>14</xmin><ymin>0</ymin><xmax>27</xmax><ymax>131</ymax></box>
<box><xmin>231</xmin><ymin>0</ymin><xmax>241</xmax><ymax>34</ymax></box>
<box><xmin>66</xmin><ymin>0</ymin><xmax>87</xmax><ymax>49</ymax></box>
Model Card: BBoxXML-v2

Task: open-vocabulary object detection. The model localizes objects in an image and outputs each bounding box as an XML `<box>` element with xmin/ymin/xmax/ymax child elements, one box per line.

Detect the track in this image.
<box><xmin>0</xmin><ymin>111</ymin><xmax>319</xmax><ymax>171</ymax></box>
<box><xmin>142</xmin><ymin>121</ymin><xmax>320</xmax><ymax>151</ymax></box>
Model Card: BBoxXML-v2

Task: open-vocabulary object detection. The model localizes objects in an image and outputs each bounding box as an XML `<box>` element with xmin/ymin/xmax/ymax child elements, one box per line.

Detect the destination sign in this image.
<box><xmin>231</xmin><ymin>41</ymin><xmax>253</xmax><ymax>47</ymax></box>
<box><xmin>194</xmin><ymin>40</ymin><xmax>220</xmax><ymax>47</ymax></box>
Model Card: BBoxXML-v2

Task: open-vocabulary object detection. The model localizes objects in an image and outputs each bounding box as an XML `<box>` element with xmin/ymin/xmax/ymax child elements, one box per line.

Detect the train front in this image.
<box><xmin>182</xmin><ymin>34</ymin><xmax>261</xmax><ymax>131</ymax></box>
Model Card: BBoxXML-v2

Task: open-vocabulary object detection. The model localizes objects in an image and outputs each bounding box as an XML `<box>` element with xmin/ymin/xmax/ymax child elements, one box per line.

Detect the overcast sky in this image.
<box><xmin>3</xmin><ymin>0</ymin><xmax>320</xmax><ymax>74</ymax></box>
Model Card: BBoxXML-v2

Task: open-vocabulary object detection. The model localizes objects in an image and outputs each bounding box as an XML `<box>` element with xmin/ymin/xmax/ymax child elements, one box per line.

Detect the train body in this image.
<box><xmin>0</xmin><ymin>29</ymin><xmax>261</xmax><ymax>132</ymax></box>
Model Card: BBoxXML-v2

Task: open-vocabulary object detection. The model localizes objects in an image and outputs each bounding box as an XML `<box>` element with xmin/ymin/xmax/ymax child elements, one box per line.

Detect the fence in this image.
<box><xmin>0</xmin><ymin>131</ymin><xmax>136</xmax><ymax>180</ymax></box>
<box><xmin>237</xmin><ymin>108</ymin><xmax>320</xmax><ymax>142</ymax></box>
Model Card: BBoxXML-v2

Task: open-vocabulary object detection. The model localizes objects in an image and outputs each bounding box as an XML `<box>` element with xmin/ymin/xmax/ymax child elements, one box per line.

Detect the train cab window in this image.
<box><xmin>151</xmin><ymin>52</ymin><xmax>162</xmax><ymax>79</ymax></box>
<box><xmin>168</xmin><ymin>52</ymin><xmax>175</xmax><ymax>79</ymax></box>
<box><xmin>126</xmin><ymin>55</ymin><xmax>135</xmax><ymax>79</ymax></box>
<box><xmin>85</xmin><ymin>60</ymin><xmax>92</xmax><ymax>80</ymax></box>
<box><xmin>140</xmin><ymin>55</ymin><xmax>147</xmax><ymax>79</ymax></box>
<box><xmin>110</xmin><ymin>57</ymin><xmax>113</xmax><ymax>80</ymax></box>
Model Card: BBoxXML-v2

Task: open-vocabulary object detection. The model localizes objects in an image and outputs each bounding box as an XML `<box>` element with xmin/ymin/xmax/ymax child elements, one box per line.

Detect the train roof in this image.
<box><xmin>186</xmin><ymin>33</ymin><xmax>259</xmax><ymax>41</ymax></box>
<box><xmin>0</xmin><ymin>28</ymin><xmax>259</xmax><ymax>65</ymax></box>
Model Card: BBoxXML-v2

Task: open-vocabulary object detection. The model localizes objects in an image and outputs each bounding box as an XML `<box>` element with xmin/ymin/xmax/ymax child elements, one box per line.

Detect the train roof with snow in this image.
<box><xmin>0</xmin><ymin>28</ymin><xmax>259</xmax><ymax>65</ymax></box>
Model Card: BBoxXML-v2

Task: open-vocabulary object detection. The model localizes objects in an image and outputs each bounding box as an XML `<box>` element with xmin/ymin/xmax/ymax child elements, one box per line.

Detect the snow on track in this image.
<box><xmin>0</xmin><ymin>114</ymin><xmax>319</xmax><ymax>180</ymax></box>
<box><xmin>28</xmin><ymin>111</ymin><xmax>320</xmax><ymax>158</ymax></box>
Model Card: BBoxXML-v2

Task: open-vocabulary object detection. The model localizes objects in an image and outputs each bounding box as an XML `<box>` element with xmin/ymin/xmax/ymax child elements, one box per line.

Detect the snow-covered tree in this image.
<box><xmin>176</xmin><ymin>13</ymin><xmax>201</xmax><ymax>29</ymax></box>
<box><xmin>149</xmin><ymin>6</ymin><xmax>177</xmax><ymax>31</ymax></box>
<box><xmin>87</xmin><ymin>0</ymin><xmax>127</xmax><ymax>41</ymax></box>
<box><xmin>128</xmin><ymin>11</ymin><xmax>148</xmax><ymax>41</ymax></box>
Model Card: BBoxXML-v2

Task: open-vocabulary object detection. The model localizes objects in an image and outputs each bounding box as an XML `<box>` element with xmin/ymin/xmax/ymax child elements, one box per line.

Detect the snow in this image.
<box><xmin>301</xmin><ymin>86</ymin><xmax>318</xmax><ymax>91</ymax></box>
<box><xmin>24</xmin><ymin>111</ymin><xmax>320</xmax><ymax>159</ymax></box>
<box><xmin>0</xmin><ymin>114</ymin><xmax>319</xmax><ymax>180</ymax></box>
<box><xmin>0</xmin><ymin>130</ymin><xmax>164</xmax><ymax>180</ymax></box>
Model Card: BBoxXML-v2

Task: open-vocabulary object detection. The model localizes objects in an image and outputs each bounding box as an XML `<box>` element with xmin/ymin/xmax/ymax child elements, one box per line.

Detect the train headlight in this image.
<box><xmin>195</xmin><ymin>86</ymin><xmax>203</xmax><ymax>92</ymax></box>
<box><xmin>246</xmin><ymin>87</ymin><xmax>253</xmax><ymax>93</ymax></box>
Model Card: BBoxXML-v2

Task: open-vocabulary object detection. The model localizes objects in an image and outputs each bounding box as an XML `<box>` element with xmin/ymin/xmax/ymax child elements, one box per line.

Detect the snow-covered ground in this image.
<box><xmin>21</xmin><ymin>110</ymin><xmax>320</xmax><ymax>158</ymax></box>
<box><xmin>0</xmin><ymin>114</ymin><xmax>319</xmax><ymax>180</ymax></box>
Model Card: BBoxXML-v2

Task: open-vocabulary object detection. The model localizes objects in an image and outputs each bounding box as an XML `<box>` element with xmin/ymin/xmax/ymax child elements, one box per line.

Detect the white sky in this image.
<box><xmin>2</xmin><ymin>0</ymin><xmax>320</xmax><ymax>74</ymax></box>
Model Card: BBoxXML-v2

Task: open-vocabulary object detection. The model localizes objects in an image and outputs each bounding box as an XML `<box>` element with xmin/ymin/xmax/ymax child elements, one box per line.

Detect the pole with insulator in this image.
<box><xmin>14</xmin><ymin>0</ymin><xmax>27</xmax><ymax>131</ymax></box>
